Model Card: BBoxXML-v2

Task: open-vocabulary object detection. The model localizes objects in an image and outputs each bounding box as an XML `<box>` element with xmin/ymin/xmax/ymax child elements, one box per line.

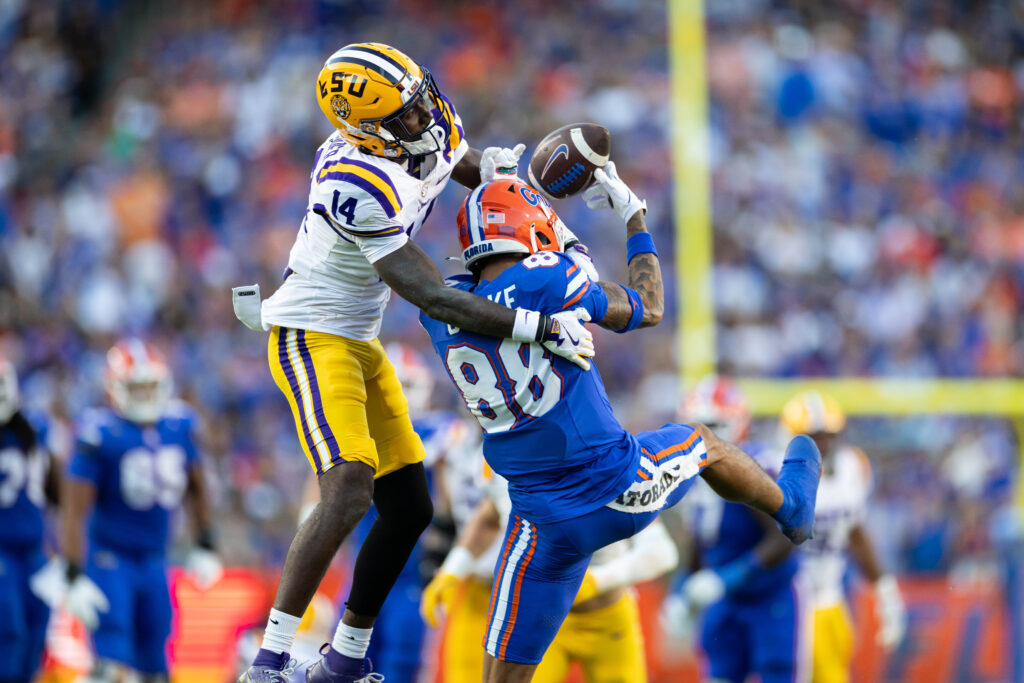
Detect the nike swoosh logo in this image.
<box><xmin>269</xmin><ymin>619</ymin><xmax>279</xmax><ymax>625</ymax></box>
<box><xmin>564</xmin><ymin>328</ymin><xmax>579</xmax><ymax>346</ymax></box>
<box><xmin>541</xmin><ymin>144</ymin><xmax>570</xmax><ymax>179</ymax></box>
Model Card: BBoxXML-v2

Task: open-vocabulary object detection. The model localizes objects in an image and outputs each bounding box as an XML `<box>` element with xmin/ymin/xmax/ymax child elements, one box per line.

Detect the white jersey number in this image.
<box><xmin>444</xmin><ymin>340</ymin><xmax>563</xmax><ymax>434</ymax></box>
<box><xmin>0</xmin><ymin>448</ymin><xmax>45</xmax><ymax>508</ymax></box>
<box><xmin>120</xmin><ymin>446</ymin><xmax>188</xmax><ymax>510</ymax></box>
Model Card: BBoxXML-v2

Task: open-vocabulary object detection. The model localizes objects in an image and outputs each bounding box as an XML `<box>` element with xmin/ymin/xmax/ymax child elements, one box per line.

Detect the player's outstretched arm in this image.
<box><xmin>374</xmin><ymin>240</ymin><xmax>595</xmax><ymax>368</ymax></box>
<box><xmin>581</xmin><ymin>162</ymin><xmax>664</xmax><ymax>331</ymax></box>
<box><xmin>598</xmin><ymin>209</ymin><xmax>663</xmax><ymax>331</ymax></box>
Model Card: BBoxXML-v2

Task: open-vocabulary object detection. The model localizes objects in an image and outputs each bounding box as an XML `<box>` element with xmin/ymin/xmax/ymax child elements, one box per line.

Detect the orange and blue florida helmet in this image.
<box><xmin>457</xmin><ymin>180</ymin><xmax>565</xmax><ymax>271</ymax></box>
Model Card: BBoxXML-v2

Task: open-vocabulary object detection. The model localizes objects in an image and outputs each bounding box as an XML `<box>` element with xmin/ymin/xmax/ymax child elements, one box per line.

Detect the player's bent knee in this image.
<box><xmin>691</xmin><ymin>423</ymin><xmax>726</xmax><ymax>465</ymax></box>
<box><xmin>318</xmin><ymin>461</ymin><xmax>374</xmax><ymax>518</ymax></box>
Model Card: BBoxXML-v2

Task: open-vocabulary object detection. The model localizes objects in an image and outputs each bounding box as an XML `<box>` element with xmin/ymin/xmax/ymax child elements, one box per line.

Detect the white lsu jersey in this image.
<box><xmin>261</xmin><ymin>125</ymin><xmax>468</xmax><ymax>340</ymax></box>
<box><xmin>802</xmin><ymin>445</ymin><xmax>872</xmax><ymax>607</ymax></box>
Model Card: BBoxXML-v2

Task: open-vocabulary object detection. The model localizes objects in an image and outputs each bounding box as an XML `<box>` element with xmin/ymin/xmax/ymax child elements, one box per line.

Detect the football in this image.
<box><xmin>527</xmin><ymin>123</ymin><xmax>611</xmax><ymax>200</ymax></box>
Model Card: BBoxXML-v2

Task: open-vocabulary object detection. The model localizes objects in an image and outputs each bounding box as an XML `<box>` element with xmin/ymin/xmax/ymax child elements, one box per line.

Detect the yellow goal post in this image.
<box><xmin>668</xmin><ymin>0</ymin><xmax>1024</xmax><ymax>503</ymax></box>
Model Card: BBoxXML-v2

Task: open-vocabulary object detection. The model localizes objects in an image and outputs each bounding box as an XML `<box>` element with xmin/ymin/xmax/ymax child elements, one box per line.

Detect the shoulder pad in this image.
<box><xmin>317</xmin><ymin>158</ymin><xmax>405</xmax><ymax>226</ymax></box>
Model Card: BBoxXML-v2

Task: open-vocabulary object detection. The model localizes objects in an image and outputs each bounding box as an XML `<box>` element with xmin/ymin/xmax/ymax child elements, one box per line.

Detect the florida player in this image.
<box><xmin>0</xmin><ymin>354</ymin><xmax>61</xmax><ymax>683</ymax></box>
<box><xmin>232</xmin><ymin>43</ymin><xmax>593</xmax><ymax>683</ymax></box>
<box><xmin>61</xmin><ymin>340</ymin><xmax>222</xmax><ymax>683</ymax></box>
<box><xmin>421</xmin><ymin>462</ymin><xmax>678</xmax><ymax>683</ymax></box>
<box><xmin>780</xmin><ymin>392</ymin><xmax>906</xmax><ymax>683</ymax></box>
<box><xmin>419</xmin><ymin>167</ymin><xmax>822</xmax><ymax>682</ymax></box>
<box><xmin>661</xmin><ymin>376</ymin><xmax>811</xmax><ymax>683</ymax></box>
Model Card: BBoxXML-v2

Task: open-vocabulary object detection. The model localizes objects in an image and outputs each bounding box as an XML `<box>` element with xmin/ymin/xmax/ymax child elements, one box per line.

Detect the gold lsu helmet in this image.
<box><xmin>316</xmin><ymin>42</ymin><xmax>448</xmax><ymax>160</ymax></box>
<box><xmin>780</xmin><ymin>390</ymin><xmax>847</xmax><ymax>435</ymax></box>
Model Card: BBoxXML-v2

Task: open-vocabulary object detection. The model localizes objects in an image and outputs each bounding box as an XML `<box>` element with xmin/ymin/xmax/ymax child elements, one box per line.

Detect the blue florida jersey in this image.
<box><xmin>68</xmin><ymin>404</ymin><xmax>199</xmax><ymax>557</ymax></box>
<box><xmin>0</xmin><ymin>413</ymin><xmax>51</xmax><ymax>549</ymax></box>
<box><xmin>686</xmin><ymin>443</ymin><xmax>797</xmax><ymax>598</ymax></box>
<box><xmin>421</xmin><ymin>251</ymin><xmax>639</xmax><ymax>525</ymax></box>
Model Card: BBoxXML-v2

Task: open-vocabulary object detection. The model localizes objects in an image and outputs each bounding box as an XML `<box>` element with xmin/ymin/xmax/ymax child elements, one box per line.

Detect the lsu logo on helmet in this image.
<box><xmin>316</xmin><ymin>42</ymin><xmax>453</xmax><ymax>160</ymax></box>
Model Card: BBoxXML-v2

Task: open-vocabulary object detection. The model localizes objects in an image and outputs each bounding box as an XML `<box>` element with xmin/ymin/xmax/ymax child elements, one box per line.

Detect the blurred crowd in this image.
<box><xmin>708</xmin><ymin>0</ymin><xmax>1024</xmax><ymax>377</ymax></box>
<box><xmin>0</xmin><ymin>0</ymin><xmax>1018</xmax><ymax>571</ymax></box>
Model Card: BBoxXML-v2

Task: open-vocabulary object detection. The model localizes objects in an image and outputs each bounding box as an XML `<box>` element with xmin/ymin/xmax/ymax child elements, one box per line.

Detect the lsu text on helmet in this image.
<box><xmin>384</xmin><ymin>342</ymin><xmax>434</xmax><ymax>416</ymax></box>
<box><xmin>0</xmin><ymin>354</ymin><xmax>18</xmax><ymax>424</ymax></box>
<box><xmin>780</xmin><ymin>389</ymin><xmax>846</xmax><ymax>436</ymax></box>
<box><xmin>458</xmin><ymin>180</ymin><xmax>564</xmax><ymax>272</ymax></box>
<box><xmin>316</xmin><ymin>42</ymin><xmax>450</xmax><ymax>160</ymax></box>
<box><xmin>106</xmin><ymin>339</ymin><xmax>173</xmax><ymax>424</ymax></box>
<box><xmin>679</xmin><ymin>375</ymin><xmax>751</xmax><ymax>444</ymax></box>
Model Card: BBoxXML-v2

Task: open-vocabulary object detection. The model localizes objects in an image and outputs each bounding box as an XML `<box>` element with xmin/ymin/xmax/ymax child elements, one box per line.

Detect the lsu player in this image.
<box><xmin>61</xmin><ymin>339</ymin><xmax>222</xmax><ymax>683</ymax></box>
<box><xmin>780</xmin><ymin>391</ymin><xmax>906</xmax><ymax>683</ymax></box>
<box><xmin>662</xmin><ymin>376</ymin><xmax>810</xmax><ymax>683</ymax></box>
<box><xmin>419</xmin><ymin>166</ymin><xmax>822</xmax><ymax>682</ymax></box>
<box><xmin>0</xmin><ymin>355</ymin><xmax>61</xmax><ymax>683</ymax></box>
<box><xmin>421</xmin><ymin>463</ymin><xmax>679</xmax><ymax>683</ymax></box>
<box><xmin>233</xmin><ymin>43</ymin><xmax>594</xmax><ymax>683</ymax></box>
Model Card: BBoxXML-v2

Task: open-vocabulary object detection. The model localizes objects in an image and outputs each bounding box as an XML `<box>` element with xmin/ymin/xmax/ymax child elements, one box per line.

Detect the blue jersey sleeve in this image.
<box><xmin>68</xmin><ymin>447</ymin><xmax>102</xmax><ymax>484</ymax></box>
<box><xmin>70</xmin><ymin>409</ymin><xmax>112</xmax><ymax>483</ymax></box>
<box><xmin>164</xmin><ymin>401</ymin><xmax>201</xmax><ymax>466</ymax></box>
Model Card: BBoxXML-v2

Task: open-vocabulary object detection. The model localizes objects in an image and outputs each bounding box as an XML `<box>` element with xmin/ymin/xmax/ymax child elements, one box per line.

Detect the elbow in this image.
<box><xmin>638</xmin><ymin>299</ymin><xmax>664</xmax><ymax>328</ymax></box>
<box><xmin>414</xmin><ymin>286</ymin><xmax>449</xmax><ymax>321</ymax></box>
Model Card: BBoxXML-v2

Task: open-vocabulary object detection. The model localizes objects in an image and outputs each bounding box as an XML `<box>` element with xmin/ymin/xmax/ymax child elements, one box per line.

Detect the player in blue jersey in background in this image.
<box><xmin>0</xmin><ymin>354</ymin><xmax>61</xmax><ymax>683</ymax></box>
<box><xmin>419</xmin><ymin>166</ymin><xmax>823</xmax><ymax>683</ymax></box>
<box><xmin>661</xmin><ymin>376</ymin><xmax>811</xmax><ymax>683</ymax></box>
<box><xmin>59</xmin><ymin>339</ymin><xmax>223</xmax><ymax>683</ymax></box>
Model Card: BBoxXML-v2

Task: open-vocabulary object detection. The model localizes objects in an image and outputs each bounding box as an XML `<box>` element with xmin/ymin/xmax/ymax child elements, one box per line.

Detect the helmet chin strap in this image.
<box><xmin>529</xmin><ymin>225</ymin><xmax>539</xmax><ymax>253</ymax></box>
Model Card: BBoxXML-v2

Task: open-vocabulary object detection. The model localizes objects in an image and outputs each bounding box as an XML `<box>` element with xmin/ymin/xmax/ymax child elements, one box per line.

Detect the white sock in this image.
<box><xmin>260</xmin><ymin>608</ymin><xmax>302</xmax><ymax>655</ymax></box>
<box><xmin>332</xmin><ymin>622</ymin><xmax>373</xmax><ymax>659</ymax></box>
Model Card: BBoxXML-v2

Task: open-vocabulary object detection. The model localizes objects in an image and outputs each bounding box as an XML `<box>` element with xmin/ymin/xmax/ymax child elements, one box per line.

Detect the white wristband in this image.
<box><xmin>512</xmin><ymin>309</ymin><xmax>543</xmax><ymax>343</ymax></box>
<box><xmin>440</xmin><ymin>546</ymin><xmax>474</xmax><ymax>580</ymax></box>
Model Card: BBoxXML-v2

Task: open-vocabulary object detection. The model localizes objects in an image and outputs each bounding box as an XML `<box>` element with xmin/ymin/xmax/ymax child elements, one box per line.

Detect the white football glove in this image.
<box><xmin>543</xmin><ymin>308</ymin><xmax>595</xmax><ymax>371</ymax></box>
<box><xmin>581</xmin><ymin>161</ymin><xmax>647</xmax><ymax>225</ymax></box>
<box><xmin>875</xmin><ymin>575</ymin><xmax>907</xmax><ymax>649</ymax></box>
<box><xmin>65</xmin><ymin>574</ymin><xmax>110</xmax><ymax>630</ymax></box>
<box><xmin>682</xmin><ymin>568</ymin><xmax>726</xmax><ymax>610</ymax></box>
<box><xmin>28</xmin><ymin>557</ymin><xmax>68</xmax><ymax>609</ymax></box>
<box><xmin>186</xmin><ymin>548</ymin><xmax>224</xmax><ymax>591</ymax></box>
<box><xmin>480</xmin><ymin>144</ymin><xmax>527</xmax><ymax>183</ymax></box>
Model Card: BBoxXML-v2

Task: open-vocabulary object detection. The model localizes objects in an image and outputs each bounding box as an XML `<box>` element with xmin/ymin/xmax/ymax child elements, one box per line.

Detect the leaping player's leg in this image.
<box><xmin>482</xmin><ymin>513</ymin><xmax>592</xmax><ymax>683</ymax></box>
<box><xmin>697</xmin><ymin>427</ymin><xmax>821</xmax><ymax>543</ymax></box>
<box><xmin>307</xmin><ymin>338</ymin><xmax>432</xmax><ymax>682</ymax></box>
<box><xmin>244</xmin><ymin>328</ymin><xmax>379</xmax><ymax>681</ymax></box>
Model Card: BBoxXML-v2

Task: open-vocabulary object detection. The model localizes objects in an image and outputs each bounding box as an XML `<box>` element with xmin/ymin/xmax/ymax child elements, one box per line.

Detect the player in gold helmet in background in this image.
<box><xmin>781</xmin><ymin>391</ymin><xmax>907</xmax><ymax>683</ymax></box>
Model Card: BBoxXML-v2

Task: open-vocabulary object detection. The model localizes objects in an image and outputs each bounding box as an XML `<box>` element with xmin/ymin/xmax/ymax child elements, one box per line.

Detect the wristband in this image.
<box><xmin>614</xmin><ymin>285</ymin><xmax>645</xmax><ymax>334</ymax></box>
<box><xmin>512</xmin><ymin>309</ymin><xmax>548</xmax><ymax>343</ymax></box>
<box><xmin>66</xmin><ymin>561</ymin><xmax>82</xmax><ymax>583</ymax></box>
<box><xmin>626</xmin><ymin>232</ymin><xmax>658</xmax><ymax>262</ymax></box>
<box><xmin>197</xmin><ymin>528</ymin><xmax>216</xmax><ymax>551</ymax></box>
<box><xmin>440</xmin><ymin>546</ymin><xmax>474</xmax><ymax>580</ymax></box>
